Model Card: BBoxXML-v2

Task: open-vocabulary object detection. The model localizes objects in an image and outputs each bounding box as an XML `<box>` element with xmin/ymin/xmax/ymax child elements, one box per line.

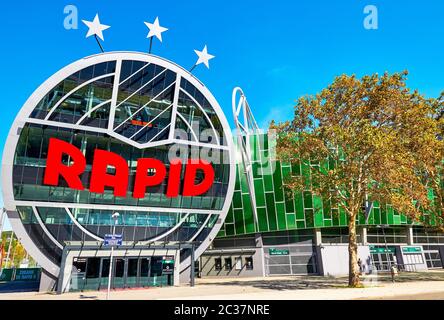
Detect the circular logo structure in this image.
<box><xmin>1</xmin><ymin>52</ymin><xmax>235</xmax><ymax>276</ymax></box>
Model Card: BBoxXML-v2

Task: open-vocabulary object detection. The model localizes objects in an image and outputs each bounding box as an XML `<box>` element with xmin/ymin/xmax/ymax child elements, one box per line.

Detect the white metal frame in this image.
<box><xmin>231</xmin><ymin>87</ymin><xmax>261</xmax><ymax>228</ymax></box>
<box><xmin>1</xmin><ymin>52</ymin><xmax>236</xmax><ymax>277</ymax></box>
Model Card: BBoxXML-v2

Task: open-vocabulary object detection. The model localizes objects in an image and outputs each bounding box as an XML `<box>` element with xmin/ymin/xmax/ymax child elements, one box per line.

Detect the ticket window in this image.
<box><xmin>224</xmin><ymin>258</ymin><xmax>232</xmax><ymax>271</ymax></box>
<box><xmin>245</xmin><ymin>257</ymin><xmax>254</xmax><ymax>270</ymax></box>
<box><xmin>214</xmin><ymin>258</ymin><xmax>222</xmax><ymax>271</ymax></box>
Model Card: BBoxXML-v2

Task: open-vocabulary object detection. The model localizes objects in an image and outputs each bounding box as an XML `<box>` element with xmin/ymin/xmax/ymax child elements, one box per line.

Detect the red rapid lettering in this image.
<box><xmin>43</xmin><ymin>138</ymin><xmax>86</xmax><ymax>190</ymax></box>
<box><xmin>133</xmin><ymin>158</ymin><xmax>167</xmax><ymax>198</ymax></box>
<box><xmin>89</xmin><ymin>149</ymin><xmax>129</xmax><ymax>197</ymax></box>
<box><xmin>182</xmin><ymin>159</ymin><xmax>215</xmax><ymax>196</ymax></box>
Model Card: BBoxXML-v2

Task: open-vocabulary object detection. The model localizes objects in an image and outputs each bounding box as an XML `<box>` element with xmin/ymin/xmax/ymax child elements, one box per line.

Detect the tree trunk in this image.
<box><xmin>348</xmin><ymin>212</ymin><xmax>361</xmax><ymax>287</ymax></box>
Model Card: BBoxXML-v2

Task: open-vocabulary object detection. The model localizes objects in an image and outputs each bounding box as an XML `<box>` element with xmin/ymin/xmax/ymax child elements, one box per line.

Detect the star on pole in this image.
<box><xmin>144</xmin><ymin>17</ymin><xmax>168</xmax><ymax>42</ymax></box>
<box><xmin>193</xmin><ymin>45</ymin><xmax>215</xmax><ymax>69</ymax></box>
<box><xmin>82</xmin><ymin>14</ymin><xmax>111</xmax><ymax>41</ymax></box>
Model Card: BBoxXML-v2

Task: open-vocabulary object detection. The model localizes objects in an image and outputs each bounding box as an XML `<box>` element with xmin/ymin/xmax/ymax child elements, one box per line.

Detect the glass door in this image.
<box><xmin>139</xmin><ymin>257</ymin><xmax>151</xmax><ymax>287</ymax></box>
<box><xmin>126</xmin><ymin>258</ymin><xmax>139</xmax><ymax>288</ymax></box>
<box><xmin>84</xmin><ymin>257</ymin><xmax>101</xmax><ymax>291</ymax></box>
<box><xmin>100</xmin><ymin>258</ymin><xmax>110</xmax><ymax>290</ymax></box>
<box><xmin>113</xmin><ymin>258</ymin><xmax>125</xmax><ymax>288</ymax></box>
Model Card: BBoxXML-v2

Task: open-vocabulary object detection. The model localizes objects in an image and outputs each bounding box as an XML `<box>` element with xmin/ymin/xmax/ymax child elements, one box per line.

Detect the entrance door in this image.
<box><xmin>126</xmin><ymin>258</ymin><xmax>139</xmax><ymax>288</ymax></box>
<box><xmin>100</xmin><ymin>258</ymin><xmax>110</xmax><ymax>290</ymax></box>
<box><xmin>113</xmin><ymin>258</ymin><xmax>125</xmax><ymax>288</ymax></box>
<box><xmin>370</xmin><ymin>252</ymin><xmax>397</xmax><ymax>271</ymax></box>
<box><xmin>139</xmin><ymin>257</ymin><xmax>151</xmax><ymax>287</ymax></box>
<box><xmin>84</xmin><ymin>257</ymin><xmax>101</xmax><ymax>290</ymax></box>
<box><xmin>99</xmin><ymin>257</ymin><xmax>126</xmax><ymax>289</ymax></box>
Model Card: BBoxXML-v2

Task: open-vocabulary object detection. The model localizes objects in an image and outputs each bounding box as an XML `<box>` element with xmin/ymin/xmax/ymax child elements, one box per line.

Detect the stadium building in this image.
<box><xmin>1</xmin><ymin>52</ymin><xmax>235</xmax><ymax>292</ymax></box>
<box><xmin>201</xmin><ymin>91</ymin><xmax>444</xmax><ymax>278</ymax></box>
<box><xmin>1</xmin><ymin>52</ymin><xmax>443</xmax><ymax>293</ymax></box>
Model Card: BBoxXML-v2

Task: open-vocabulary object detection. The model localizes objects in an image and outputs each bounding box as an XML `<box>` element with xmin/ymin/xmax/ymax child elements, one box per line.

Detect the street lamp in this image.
<box><xmin>106</xmin><ymin>212</ymin><xmax>120</xmax><ymax>300</ymax></box>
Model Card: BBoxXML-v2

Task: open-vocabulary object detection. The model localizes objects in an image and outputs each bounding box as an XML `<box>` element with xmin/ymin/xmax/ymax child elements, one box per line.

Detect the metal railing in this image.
<box><xmin>370</xmin><ymin>262</ymin><xmax>417</xmax><ymax>273</ymax></box>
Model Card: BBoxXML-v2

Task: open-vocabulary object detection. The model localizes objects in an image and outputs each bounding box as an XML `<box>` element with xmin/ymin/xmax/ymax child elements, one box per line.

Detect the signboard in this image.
<box><xmin>0</xmin><ymin>269</ymin><xmax>14</xmax><ymax>281</ymax></box>
<box><xmin>162</xmin><ymin>255</ymin><xmax>175</xmax><ymax>274</ymax></box>
<box><xmin>13</xmin><ymin>268</ymin><xmax>41</xmax><ymax>281</ymax></box>
<box><xmin>402</xmin><ymin>246</ymin><xmax>422</xmax><ymax>253</ymax></box>
<box><xmin>269</xmin><ymin>248</ymin><xmax>290</xmax><ymax>256</ymax></box>
<box><xmin>104</xmin><ymin>234</ymin><xmax>123</xmax><ymax>246</ymax></box>
<box><xmin>369</xmin><ymin>246</ymin><xmax>395</xmax><ymax>254</ymax></box>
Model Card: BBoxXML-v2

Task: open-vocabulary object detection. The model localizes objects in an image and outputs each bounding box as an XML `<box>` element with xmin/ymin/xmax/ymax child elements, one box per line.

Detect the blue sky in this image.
<box><xmin>0</xmin><ymin>0</ymin><xmax>443</xmax><ymax>230</ymax></box>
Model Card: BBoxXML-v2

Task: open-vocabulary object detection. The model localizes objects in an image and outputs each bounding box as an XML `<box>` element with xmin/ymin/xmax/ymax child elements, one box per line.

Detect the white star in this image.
<box><xmin>82</xmin><ymin>14</ymin><xmax>110</xmax><ymax>41</ymax></box>
<box><xmin>194</xmin><ymin>45</ymin><xmax>215</xmax><ymax>69</ymax></box>
<box><xmin>144</xmin><ymin>17</ymin><xmax>168</xmax><ymax>42</ymax></box>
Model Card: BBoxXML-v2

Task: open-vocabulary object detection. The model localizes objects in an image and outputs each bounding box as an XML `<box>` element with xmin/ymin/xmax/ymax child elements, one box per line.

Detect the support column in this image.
<box><xmin>406</xmin><ymin>225</ymin><xmax>414</xmax><ymax>245</ymax></box>
<box><xmin>361</xmin><ymin>227</ymin><xmax>368</xmax><ymax>245</ymax></box>
<box><xmin>255</xmin><ymin>233</ymin><xmax>266</xmax><ymax>277</ymax></box>
<box><xmin>56</xmin><ymin>247</ymin><xmax>70</xmax><ymax>294</ymax></box>
<box><xmin>314</xmin><ymin>229</ymin><xmax>322</xmax><ymax>246</ymax></box>
<box><xmin>313</xmin><ymin>229</ymin><xmax>324</xmax><ymax>276</ymax></box>
<box><xmin>173</xmin><ymin>249</ymin><xmax>180</xmax><ymax>286</ymax></box>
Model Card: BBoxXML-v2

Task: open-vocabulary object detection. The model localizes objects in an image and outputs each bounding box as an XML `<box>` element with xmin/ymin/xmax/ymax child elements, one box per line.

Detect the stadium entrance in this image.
<box><xmin>70</xmin><ymin>255</ymin><xmax>173</xmax><ymax>291</ymax></box>
<box><xmin>56</xmin><ymin>241</ymin><xmax>197</xmax><ymax>293</ymax></box>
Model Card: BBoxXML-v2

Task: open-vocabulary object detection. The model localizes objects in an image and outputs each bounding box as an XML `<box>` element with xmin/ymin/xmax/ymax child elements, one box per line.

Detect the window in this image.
<box><xmin>245</xmin><ymin>257</ymin><xmax>254</xmax><ymax>270</ymax></box>
<box><xmin>214</xmin><ymin>258</ymin><xmax>222</xmax><ymax>271</ymax></box>
<box><xmin>224</xmin><ymin>258</ymin><xmax>232</xmax><ymax>270</ymax></box>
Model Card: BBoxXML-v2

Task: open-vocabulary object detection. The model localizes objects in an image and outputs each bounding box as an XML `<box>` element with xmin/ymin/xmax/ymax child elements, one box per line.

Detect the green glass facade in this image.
<box><xmin>217</xmin><ymin>133</ymin><xmax>438</xmax><ymax>238</ymax></box>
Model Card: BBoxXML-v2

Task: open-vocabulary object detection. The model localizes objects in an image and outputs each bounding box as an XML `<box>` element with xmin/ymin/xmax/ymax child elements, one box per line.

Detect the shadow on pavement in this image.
<box><xmin>199</xmin><ymin>276</ymin><xmax>347</xmax><ymax>291</ymax></box>
<box><xmin>198</xmin><ymin>272</ymin><xmax>444</xmax><ymax>291</ymax></box>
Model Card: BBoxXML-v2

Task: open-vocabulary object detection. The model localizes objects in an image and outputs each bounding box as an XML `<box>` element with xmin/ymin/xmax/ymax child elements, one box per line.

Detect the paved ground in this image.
<box><xmin>0</xmin><ymin>271</ymin><xmax>443</xmax><ymax>300</ymax></box>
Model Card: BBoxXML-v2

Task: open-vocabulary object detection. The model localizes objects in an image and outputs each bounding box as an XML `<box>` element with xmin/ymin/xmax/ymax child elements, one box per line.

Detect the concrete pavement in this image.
<box><xmin>0</xmin><ymin>271</ymin><xmax>443</xmax><ymax>300</ymax></box>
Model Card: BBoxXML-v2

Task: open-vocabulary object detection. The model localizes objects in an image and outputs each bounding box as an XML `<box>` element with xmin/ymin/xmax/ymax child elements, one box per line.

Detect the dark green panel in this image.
<box><xmin>305</xmin><ymin>209</ymin><xmax>314</xmax><ymax>228</ymax></box>
<box><xmin>286</xmin><ymin>213</ymin><xmax>296</xmax><ymax>229</ymax></box>
<box><xmin>225</xmin><ymin>206</ymin><xmax>234</xmax><ymax>223</ymax></box>
<box><xmin>254</xmin><ymin>179</ymin><xmax>266</xmax><ymax>207</ymax></box>
<box><xmin>276</xmin><ymin>202</ymin><xmax>287</xmax><ymax>230</ymax></box>
<box><xmin>303</xmin><ymin>191</ymin><xmax>313</xmax><ymax>208</ymax></box>
<box><xmin>294</xmin><ymin>192</ymin><xmax>305</xmax><ymax>219</ymax></box>
<box><xmin>225</xmin><ymin>224</ymin><xmax>235</xmax><ymax>236</ymax></box>
<box><xmin>265</xmin><ymin>192</ymin><xmax>277</xmax><ymax>230</ymax></box>
<box><xmin>296</xmin><ymin>220</ymin><xmax>306</xmax><ymax>228</ymax></box>
<box><xmin>233</xmin><ymin>191</ymin><xmax>243</xmax><ymax>209</ymax></box>
<box><xmin>284</xmin><ymin>187</ymin><xmax>295</xmax><ymax>214</ymax></box>
<box><xmin>263</xmin><ymin>174</ymin><xmax>274</xmax><ymax>192</ymax></box>
<box><xmin>257</xmin><ymin>207</ymin><xmax>269</xmax><ymax>231</ymax></box>
<box><xmin>373</xmin><ymin>208</ymin><xmax>381</xmax><ymax>225</ymax></box>
<box><xmin>234</xmin><ymin>209</ymin><xmax>246</xmax><ymax>234</ymax></box>
<box><xmin>291</xmin><ymin>162</ymin><xmax>301</xmax><ymax>176</ymax></box>
<box><xmin>339</xmin><ymin>207</ymin><xmax>347</xmax><ymax>225</ymax></box>
<box><xmin>244</xmin><ymin>208</ymin><xmax>256</xmax><ymax>233</ymax></box>
<box><xmin>273</xmin><ymin>162</ymin><xmax>284</xmax><ymax>202</ymax></box>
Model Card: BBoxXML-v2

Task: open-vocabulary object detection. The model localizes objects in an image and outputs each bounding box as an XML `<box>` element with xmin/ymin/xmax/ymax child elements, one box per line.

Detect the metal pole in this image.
<box><xmin>106</xmin><ymin>212</ymin><xmax>119</xmax><ymax>300</ymax></box>
<box><xmin>106</xmin><ymin>222</ymin><xmax>116</xmax><ymax>300</ymax></box>
<box><xmin>190</xmin><ymin>244</ymin><xmax>195</xmax><ymax>287</ymax></box>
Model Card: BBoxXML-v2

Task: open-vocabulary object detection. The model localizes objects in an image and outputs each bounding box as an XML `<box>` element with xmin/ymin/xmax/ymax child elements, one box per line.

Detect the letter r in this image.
<box><xmin>43</xmin><ymin>138</ymin><xmax>86</xmax><ymax>190</ymax></box>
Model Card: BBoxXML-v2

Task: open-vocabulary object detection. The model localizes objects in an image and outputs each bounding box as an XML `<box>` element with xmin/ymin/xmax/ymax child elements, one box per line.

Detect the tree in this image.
<box><xmin>272</xmin><ymin>71</ymin><xmax>442</xmax><ymax>286</ymax></box>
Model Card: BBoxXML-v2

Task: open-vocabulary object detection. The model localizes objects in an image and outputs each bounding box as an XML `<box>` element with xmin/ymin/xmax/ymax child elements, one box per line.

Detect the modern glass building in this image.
<box><xmin>2</xmin><ymin>52</ymin><xmax>443</xmax><ymax>293</ymax></box>
<box><xmin>1</xmin><ymin>52</ymin><xmax>236</xmax><ymax>292</ymax></box>
<box><xmin>199</xmin><ymin>95</ymin><xmax>444</xmax><ymax>278</ymax></box>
